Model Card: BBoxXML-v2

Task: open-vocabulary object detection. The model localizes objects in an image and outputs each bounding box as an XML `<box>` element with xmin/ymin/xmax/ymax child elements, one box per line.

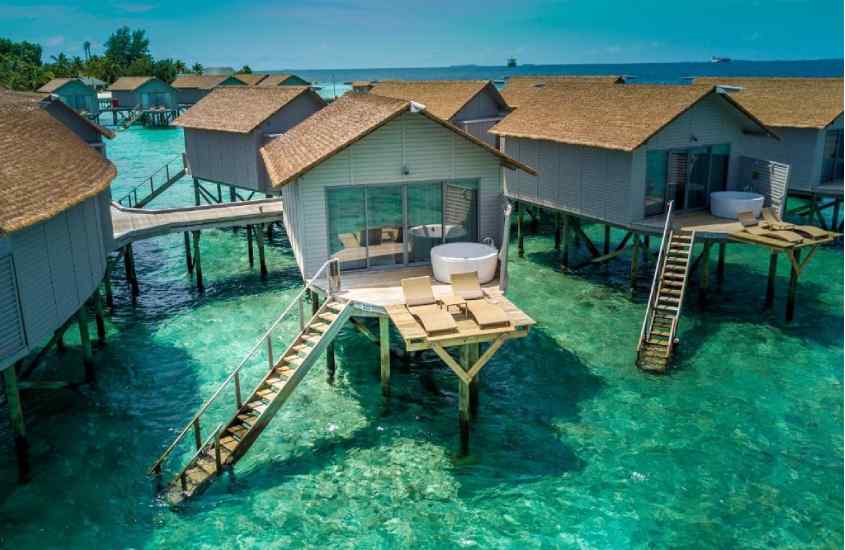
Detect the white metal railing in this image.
<box><xmin>148</xmin><ymin>258</ymin><xmax>341</xmax><ymax>476</ymax></box>
<box><xmin>637</xmin><ymin>201</ymin><xmax>675</xmax><ymax>352</ymax></box>
<box><xmin>116</xmin><ymin>154</ymin><xmax>186</xmax><ymax>208</ymax></box>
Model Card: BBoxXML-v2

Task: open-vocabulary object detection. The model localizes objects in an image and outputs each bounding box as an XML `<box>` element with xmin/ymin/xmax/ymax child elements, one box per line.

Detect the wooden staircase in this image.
<box><xmin>120</xmin><ymin>104</ymin><xmax>143</xmax><ymax>130</ymax></box>
<box><xmin>636</xmin><ymin>202</ymin><xmax>695</xmax><ymax>373</ymax></box>
<box><xmin>115</xmin><ymin>154</ymin><xmax>187</xmax><ymax>208</ymax></box>
<box><xmin>149</xmin><ymin>259</ymin><xmax>347</xmax><ymax>504</ymax></box>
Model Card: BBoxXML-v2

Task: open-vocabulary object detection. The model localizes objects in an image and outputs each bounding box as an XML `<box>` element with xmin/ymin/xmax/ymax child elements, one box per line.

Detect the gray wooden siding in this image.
<box><xmin>44</xmin><ymin>101</ymin><xmax>102</xmax><ymax>144</ymax></box>
<box><xmin>176</xmin><ymin>88</ymin><xmax>211</xmax><ymax>105</ymax></box>
<box><xmin>740</xmin><ymin>157</ymin><xmax>791</xmax><ymax>215</ymax></box>
<box><xmin>453</xmin><ymin>89</ymin><xmax>503</xmax><ymax>122</ymax></box>
<box><xmin>0</xmin><ymin>250</ymin><xmax>26</xmax><ymax>370</ymax></box>
<box><xmin>3</xmin><ymin>192</ymin><xmax>108</xmax><ymax>363</ymax></box>
<box><xmin>740</xmin><ymin>127</ymin><xmax>820</xmax><ymax>193</ymax></box>
<box><xmin>54</xmin><ymin>80</ymin><xmax>98</xmax><ymax>115</ymax></box>
<box><xmin>113</xmin><ymin>80</ymin><xmax>177</xmax><ymax>109</ymax></box>
<box><xmin>288</xmin><ymin>112</ymin><xmax>505</xmax><ymax>277</ymax></box>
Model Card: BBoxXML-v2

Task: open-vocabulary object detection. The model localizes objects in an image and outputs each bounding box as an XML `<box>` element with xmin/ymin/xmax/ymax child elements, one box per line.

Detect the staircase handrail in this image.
<box><xmin>116</xmin><ymin>155</ymin><xmax>186</xmax><ymax>208</ymax></box>
<box><xmin>148</xmin><ymin>258</ymin><xmax>341</xmax><ymax>475</ymax></box>
<box><xmin>637</xmin><ymin>201</ymin><xmax>674</xmax><ymax>351</ymax></box>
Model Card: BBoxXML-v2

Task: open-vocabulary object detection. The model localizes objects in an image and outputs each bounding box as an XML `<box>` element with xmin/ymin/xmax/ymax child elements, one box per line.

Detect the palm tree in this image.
<box><xmin>191</xmin><ymin>62</ymin><xmax>203</xmax><ymax>75</ymax></box>
<box><xmin>174</xmin><ymin>60</ymin><xmax>187</xmax><ymax>74</ymax></box>
<box><xmin>83</xmin><ymin>41</ymin><xmax>91</xmax><ymax>62</ymax></box>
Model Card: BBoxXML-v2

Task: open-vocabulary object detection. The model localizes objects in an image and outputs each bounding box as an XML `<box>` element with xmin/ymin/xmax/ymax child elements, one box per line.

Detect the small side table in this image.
<box><xmin>438</xmin><ymin>294</ymin><xmax>467</xmax><ymax>315</ymax></box>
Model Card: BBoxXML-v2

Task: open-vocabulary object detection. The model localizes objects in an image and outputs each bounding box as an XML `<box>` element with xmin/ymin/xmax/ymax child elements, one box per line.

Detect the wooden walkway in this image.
<box><xmin>111</xmin><ymin>198</ymin><xmax>284</xmax><ymax>248</ymax></box>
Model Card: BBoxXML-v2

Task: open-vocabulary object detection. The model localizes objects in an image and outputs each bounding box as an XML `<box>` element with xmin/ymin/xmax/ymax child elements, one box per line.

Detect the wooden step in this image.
<box><xmin>292</xmin><ymin>343</ymin><xmax>313</xmax><ymax>355</ymax></box>
<box><xmin>327</xmin><ymin>302</ymin><xmax>345</xmax><ymax>312</ymax></box>
<box><xmin>656</xmin><ymin>305</ymin><xmax>678</xmax><ymax>313</ymax></box>
<box><xmin>302</xmin><ymin>334</ymin><xmax>322</xmax><ymax>346</ymax></box>
<box><xmin>651</xmin><ymin>329</ymin><xmax>672</xmax><ymax>337</ymax></box>
<box><xmin>195</xmin><ymin>454</ymin><xmax>218</xmax><ymax>475</ymax></box>
<box><xmin>237</xmin><ymin>412</ymin><xmax>259</xmax><ymax>427</ymax></box>
<box><xmin>284</xmin><ymin>355</ymin><xmax>304</xmax><ymax>368</ymax></box>
<box><xmin>219</xmin><ymin>435</ymin><xmax>239</xmax><ymax>453</ymax></box>
<box><xmin>246</xmin><ymin>401</ymin><xmax>268</xmax><ymax>415</ymax></box>
<box><xmin>659</xmin><ymin>289</ymin><xmax>682</xmax><ymax>297</ymax></box>
<box><xmin>184</xmin><ymin>466</ymin><xmax>209</xmax><ymax>486</ymax></box>
<box><xmin>256</xmin><ymin>387</ymin><xmax>278</xmax><ymax>400</ymax></box>
<box><xmin>318</xmin><ymin>312</ymin><xmax>338</xmax><ymax>322</ymax></box>
<box><xmin>310</xmin><ymin>322</ymin><xmax>331</xmax><ymax>334</ymax></box>
<box><xmin>227</xmin><ymin>423</ymin><xmax>249</xmax><ymax>440</ymax></box>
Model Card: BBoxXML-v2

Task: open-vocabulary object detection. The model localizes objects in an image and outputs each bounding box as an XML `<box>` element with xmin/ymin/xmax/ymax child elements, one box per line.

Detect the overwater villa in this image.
<box><xmin>0</xmin><ymin>90</ymin><xmax>116</xmax><ymax>481</ymax></box>
<box><xmin>105</xmin><ymin>76</ymin><xmax>179</xmax><ymax>127</ymax></box>
<box><xmin>694</xmin><ymin>77</ymin><xmax>844</xmax><ymax>229</ymax></box>
<box><xmin>490</xmin><ymin>83</ymin><xmax>838</xmax><ymax>370</ymax></box>
<box><xmin>170</xmin><ymin>73</ymin><xmax>247</xmax><ymax>106</ymax></box>
<box><xmin>233</xmin><ymin>73</ymin><xmax>270</xmax><ymax>86</ymax></box>
<box><xmin>36</xmin><ymin>77</ymin><xmax>99</xmax><ymax>118</ymax></box>
<box><xmin>257</xmin><ymin>73</ymin><xmax>310</xmax><ymax>87</ymax></box>
<box><xmin>145</xmin><ymin>92</ymin><xmax>538</xmax><ymax>502</ymax></box>
<box><xmin>500</xmin><ymin>74</ymin><xmax>625</xmax><ymax>108</ymax></box>
<box><xmin>173</xmin><ymin>86</ymin><xmax>326</xmax><ymax>200</ymax></box>
<box><xmin>369</xmin><ymin>79</ymin><xmax>510</xmax><ymax>145</ymax></box>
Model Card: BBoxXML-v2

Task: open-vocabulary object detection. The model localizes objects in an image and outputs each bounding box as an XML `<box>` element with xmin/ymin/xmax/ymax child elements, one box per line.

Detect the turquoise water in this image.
<box><xmin>0</xmin><ymin>125</ymin><xmax>842</xmax><ymax>548</ymax></box>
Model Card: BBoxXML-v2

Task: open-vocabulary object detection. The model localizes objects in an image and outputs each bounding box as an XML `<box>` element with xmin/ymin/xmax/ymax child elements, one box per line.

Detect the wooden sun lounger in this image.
<box><xmin>400</xmin><ymin>276</ymin><xmax>457</xmax><ymax>333</ymax></box>
<box><xmin>737</xmin><ymin>210</ymin><xmax>804</xmax><ymax>244</ymax></box>
<box><xmin>450</xmin><ymin>272</ymin><xmax>510</xmax><ymax>327</ymax></box>
<box><xmin>761</xmin><ymin>207</ymin><xmax>830</xmax><ymax>239</ymax></box>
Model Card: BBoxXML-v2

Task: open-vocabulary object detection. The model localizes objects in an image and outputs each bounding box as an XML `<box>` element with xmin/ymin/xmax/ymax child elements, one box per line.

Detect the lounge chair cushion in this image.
<box><xmin>736</xmin><ymin>211</ymin><xmax>758</xmax><ymax>228</ymax></box>
<box><xmin>450</xmin><ymin>271</ymin><xmax>485</xmax><ymax>300</ymax></box>
<box><xmin>408</xmin><ymin>303</ymin><xmax>457</xmax><ymax>333</ymax></box>
<box><xmin>401</xmin><ymin>276</ymin><xmax>436</xmax><ymax>307</ymax></box>
<box><xmin>466</xmin><ymin>299</ymin><xmax>510</xmax><ymax>327</ymax></box>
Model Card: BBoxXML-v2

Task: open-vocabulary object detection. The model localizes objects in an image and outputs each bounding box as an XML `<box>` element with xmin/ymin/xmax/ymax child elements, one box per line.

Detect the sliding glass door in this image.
<box><xmin>327</xmin><ymin>180</ymin><xmax>479</xmax><ymax>270</ymax></box>
<box><xmin>643</xmin><ymin>144</ymin><xmax>731</xmax><ymax>216</ymax></box>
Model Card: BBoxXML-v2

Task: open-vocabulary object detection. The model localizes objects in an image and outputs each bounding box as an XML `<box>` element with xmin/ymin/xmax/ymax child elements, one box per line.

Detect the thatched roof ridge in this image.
<box><xmin>370</xmin><ymin>79</ymin><xmax>507</xmax><ymax>120</ymax></box>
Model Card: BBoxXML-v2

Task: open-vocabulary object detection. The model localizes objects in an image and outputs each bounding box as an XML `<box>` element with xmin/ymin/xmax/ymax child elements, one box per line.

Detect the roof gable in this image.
<box><xmin>692</xmin><ymin>77</ymin><xmax>844</xmax><ymax>129</ymax></box>
<box><xmin>107</xmin><ymin>76</ymin><xmax>173</xmax><ymax>92</ymax></box>
<box><xmin>259</xmin><ymin>93</ymin><xmax>535</xmax><ymax>187</ymax></box>
<box><xmin>258</xmin><ymin>74</ymin><xmax>309</xmax><ymax>87</ymax></box>
<box><xmin>172</xmin><ymin>86</ymin><xmax>324</xmax><ymax>133</ymax></box>
<box><xmin>38</xmin><ymin>78</ymin><xmax>93</xmax><ymax>94</ymax></box>
<box><xmin>171</xmin><ymin>74</ymin><xmax>245</xmax><ymax>90</ymax></box>
<box><xmin>370</xmin><ymin>80</ymin><xmax>506</xmax><ymax>120</ymax></box>
<box><xmin>491</xmin><ymin>85</ymin><xmax>775</xmax><ymax>152</ymax></box>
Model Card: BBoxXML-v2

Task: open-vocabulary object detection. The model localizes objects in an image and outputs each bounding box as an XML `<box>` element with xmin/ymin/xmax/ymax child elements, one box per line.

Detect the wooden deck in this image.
<box><xmin>313</xmin><ymin>265</ymin><xmax>501</xmax><ymax>313</ymax></box>
<box><xmin>111</xmin><ymin>198</ymin><xmax>284</xmax><ymax>248</ymax></box>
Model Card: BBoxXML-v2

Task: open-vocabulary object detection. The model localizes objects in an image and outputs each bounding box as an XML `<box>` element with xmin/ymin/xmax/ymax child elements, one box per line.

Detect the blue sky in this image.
<box><xmin>1</xmin><ymin>0</ymin><xmax>842</xmax><ymax>69</ymax></box>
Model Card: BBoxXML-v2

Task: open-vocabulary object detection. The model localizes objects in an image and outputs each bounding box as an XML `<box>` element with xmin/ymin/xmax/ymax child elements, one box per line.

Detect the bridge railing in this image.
<box><xmin>116</xmin><ymin>154</ymin><xmax>186</xmax><ymax>208</ymax></box>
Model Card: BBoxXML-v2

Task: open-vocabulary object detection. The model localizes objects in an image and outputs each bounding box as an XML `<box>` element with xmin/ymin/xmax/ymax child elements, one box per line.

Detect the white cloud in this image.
<box><xmin>45</xmin><ymin>35</ymin><xmax>65</xmax><ymax>47</ymax></box>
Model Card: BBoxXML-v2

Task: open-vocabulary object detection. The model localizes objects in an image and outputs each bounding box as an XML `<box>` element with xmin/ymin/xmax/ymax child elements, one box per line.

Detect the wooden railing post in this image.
<box><xmin>298</xmin><ymin>296</ymin><xmax>305</xmax><ymax>330</ymax></box>
<box><xmin>267</xmin><ymin>337</ymin><xmax>274</xmax><ymax>369</ymax></box>
<box><xmin>234</xmin><ymin>372</ymin><xmax>242</xmax><ymax>408</ymax></box>
<box><xmin>193</xmin><ymin>419</ymin><xmax>202</xmax><ymax>450</ymax></box>
<box><xmin>214</xmin><ymin>426</ymin><xmax>223</xmax><ymax>474</ymax></box>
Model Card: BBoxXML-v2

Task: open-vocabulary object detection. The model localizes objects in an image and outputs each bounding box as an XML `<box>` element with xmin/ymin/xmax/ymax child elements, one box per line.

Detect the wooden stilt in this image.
<box><xmin>553</xmin><ymin>213</ymin><xmax>561</xmax><ymax>251</ymax></box>
<box><xmin>246</xmin><ymin>225</ymin><xmax>254</xmax><ymax>267</ymax></box>
<box><xmin>561</xmin><ymin>214</ymin><xmax>571</xmax><ymax>270</ymax></box>
<box><xmin>458</xmin><ymin>344</ymin><xmax>471</xmax><ymax>456</ymax></box>
<box><xmin>469</xmin><ymin>343</ymin><xmax>480</xmax><ymax>419</ymax></box>
<box><xmin>55</xmin><ymin>329</ymin><xmax>65</xmax><ymax>352</ymax></box>
<box><xmin>3</xmin><ymin>365</ymin><xmax>29</xmax><ymax>483</ymax></box>
<box><xmin>717</xmin><ymin>242</ymin><xmax>726</xmax><ymax>287</ymax></box>
<box><xmin>530</xmin><ymin>207</ymin><xmax>539</xmax><ymax>234</ymax></box>
<box><xmin>255</xmin><ymin>223</ymin><xmax>268</xmax><ymax>279</ymax></box>
<box><xmin>516</xmin><ymin>203</ymin><xmax>524</xmax><ymax>258</ymax></box>
<box><xmin>326</xmin><ymin>342</ymin><xmax>336</xmax><ymax>383</ymax></box>
<box><xmin>699</xmin><ymin>241</ymin><xmax>711</xmax><ymax>302</ymax></box>
<box><xmin>192</xmin><ymin>230</ymin><xmax>204</xmax><ymax>292</ymax></box>
<box><xmin>266</xmin><ymin>221</ymin><xmax>274</xmax><ymax>242</ymax></box>
<box><xmin>832</xmin><ymin>199</ymin><xmax>841</xmax><ymax>231</ymax></box>
<box><xmin>765</xmin><ymin>252</ymin><xmax>778</xmax><ymax>309</ymax></box>
<box><xmin>124</xmin><ymin>244</ymin><xmax>139</xmax><ymax>299</ymax></box>
<box><xmin>216</xmin><ymin>183</ymin><xmax>223</xmax><ymax>203</ymax></box>
<box><xmin>94</xmin><ymin>289</ymin><xmax>106</xmax><ymax>344</ymax></box>
<box><xmin>379</xmin><ymin>316</ymin><xmax>390</xmax><ymax>397</ymax></box>
<box><xmin>643</xmin><ymin>236</ymin><xmax>651</xmax><ymax>263</ymax></box>
<box><xmin>193</xmin><ymin>177</ymin><xmax>200</xmax><ymax>206</ymax></box>
<box><xmin>104</xmin><ymin>273</ymin><xmax>113</xmax><ymax>310</ymax></box>
<box><xmin>603</xmin><ymin>225</ymin><xmax>611</xmax><ymax>255</ymax></box>
<box><xmin>78</xmin><ymin>303</ymin><xmax>94</xmax><ymax>383</ymax></box>
<box><xmin>786</xmin><ymin>249</ymin><xmax>801</xmax><ymax>323</ymax></box>
<box><xmin>629</xmin><ymin>233</ymin><xmax>640</xmax><ymax>293</ymax></box>
<box><xmin>183</xmin><ymin>232</ymin><xmax>193</xmax><ymax>273</ymax></box>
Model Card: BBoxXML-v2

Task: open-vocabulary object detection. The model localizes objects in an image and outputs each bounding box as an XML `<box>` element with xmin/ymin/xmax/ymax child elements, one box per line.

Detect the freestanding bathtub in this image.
<box><xmin>710</xmin><ymin>191</ymin><xmax>765</xmax><ymax>219</ymax></box>
<box><xmin>430</xmin><ymin>242</ymin><xmax>499</xmax><ymax>284</ymax></box>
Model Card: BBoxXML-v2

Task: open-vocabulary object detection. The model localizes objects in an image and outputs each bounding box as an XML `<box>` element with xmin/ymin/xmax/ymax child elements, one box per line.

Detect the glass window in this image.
<box><xmin>327</xmin><ymin>187</ymin><xmax>366</xmax><ymax>270</ymax></box>
<box><xmin>644</xmin><ymin>150</ymin><xmax>668</xmax><ymax>216</ymax></box>
<box><xmin>687</xmin><ymin>146</ymin><xmax>711</xmax><ymax>210</ymax></box>
<box><xmin>407</xmin><ymin>183</ymin><xmax>443</xmax><ymax>264</ymax></box>
<box><xmin>366</xmin><ymin>186</ymin><xmax>404</xmax><ymax>267</ymax></box>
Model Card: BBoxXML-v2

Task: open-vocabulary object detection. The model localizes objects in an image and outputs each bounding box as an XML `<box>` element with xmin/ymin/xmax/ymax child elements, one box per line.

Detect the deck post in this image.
<box><xmin>629</xmin><ymin>233</ymin><xmax>640</xmax><ymax>293</ymax></box>
<box><xmin>310</xmin><ymin>290</ymin><xmax>320</xmax><ymax>317</ymax></box>
<box><xmin>192</xmin><ymin>230</ymin><xmax>204</xmax><ymax>292</ymax></box>
<box><xmin>55</xmin><ymin>328</ymin><xmax>65</xmax><ymax>353</ymax></box>
<box><xmin>786</xmin><ymin>249</ymin><xmax>801</xmax><ymax>323</ymax></box>
<box><xmin>3</xmin><ymin>365</ymin><xmax>29</xmax><ymax>483</ymax></box>
<box><xmin>246</xmin><ymin>225</ymin><xmax>254</xmax><ymax>267</ymax></box>
<box><xmin>458</xmin><ymin>344</ymin><xmax>471</xmax><ymax>456</ymax></box>
<box><xmin>603</xmin><ymin>225</ymin><xmax>611</xmax><ymax>255</ymax></box>
<box><xmin>183</xmin><ymin>232</ymin><xmax>193</xmax><ymax>273</ymax></box>
<box><xmin>765</xmin><ymin>251</ymin><xmax>778</xmax><ymax>309</ymax></box>
<box><xmin>104</xmin><ymin>274</ymin><xmax>113</xmax><ymax>310</ymax></box>
<box><xmin>553</xmin><ymin>213</ymin><xmax>561</xmax><ymax>250</ymax></box>
<box><xmin>255</xmin><ymin>223</ymin><xmax>268</xmax><ymax>279</ymax></box>
<box><xmin>530</xmin><ymin>207</ymin><xmax>539</xmax><ymax>234</ymax></box>
<box><xmin>379</xmin><ymin>316</ymin><xmax>390</xmax><ymax>397</ymax></box>
<box><xmin>717</xmin><ymin>242</ymin><xmax>726</xmax><ymax>287</ymax></box>
<box><xmin>643</xmin><ymin>236</ymin><xmax>651</xmax><ymax>264</ymax></box>
<box><xmin>469</xmin><ymin>343</ymin><xmax>480</xmax><ymax>419</ymax></box>
<box><xmin>326</xmin><ymin>342</ymin><xmax>336</xmax><ymax>383</ymax></box>
<box><xmin>78</xmin><ymin>303</ymin><xmax>94</xmax><ymax>382</ymax></box>
<box><xmin>699</xmin><ymin>241</ymin><xmax>711</xmax><ymax>302</ymax></box>
<box><xmin>124</xmin><ymin>244</ymin><xmax>139</xmax><ymax>300</ymax></box>
<box><xmin>561</xmin><ymin>214</ymin><xmax>571</xmax><ymax>270</ymax></box>
<box><xmin>192</xmin><ymin>177</ymin><xmax>200</xmax><ymax>206</ymax></box>
<box><xmin>93</xmin><ymin>289</ymin><xmax>106</xmax><ymax>344</ymax></box>
<box><xmin>832</xmin><ymin>199</ymin><xmax>841</xmax><ymax>231</ymax></box>
<box><xmin>516</xmin><ymin>203</ymin><xmax>524</xmax><ymax>258</ymax></box>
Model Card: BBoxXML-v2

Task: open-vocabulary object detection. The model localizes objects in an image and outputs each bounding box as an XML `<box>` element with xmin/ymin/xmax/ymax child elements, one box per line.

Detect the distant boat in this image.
<box><xmin>507</xmin><ymin>57</ymin><xmax>517</xmax><ymax>68</ymax></box>
<box><xmin>711</xmin><ymin>56</ymin><xmax>732</xmax><ymax>63</ymax></box>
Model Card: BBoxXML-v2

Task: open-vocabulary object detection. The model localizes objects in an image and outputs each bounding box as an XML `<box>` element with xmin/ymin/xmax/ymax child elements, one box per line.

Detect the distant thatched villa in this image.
<box><xmin>37</xmin><ymin>77</ymin><xmax>99</xmax><ymax>117</ymax></box>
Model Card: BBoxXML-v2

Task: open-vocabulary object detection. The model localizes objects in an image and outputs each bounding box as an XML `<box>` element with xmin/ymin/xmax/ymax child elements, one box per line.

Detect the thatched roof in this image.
<box><xmin>171</xmin><ymin>74</ymin><xmax>242</xmax><ymax>90</ymax></box>
<box><xmin>692</xmin><ymin>77</ymin><xmax>844</xmax><ymax>129</ymax></box>
<box><xmin>172</xmin><ymin>86</ymin><xmax>324</xmax><ymax>134</ymax></box>
<box><xmin>491</xmin><ymin>84</ymin><xmax>776</xmax><ymax>152</ymax></box>
<box><xmin>501</xmin><ymin>75</ymin><xmax>625</xmax><ymax>108</ymax></box>
<box><xmin>37</xmin><ymin>77</ymin><xmax>88</xmax><ymax>93</ymax></box>
<box><xmin>370</xmin><ymin>79</ymin><xmax>508</xmax><ymax>120</ymax></box>
<box><xmin>107</xmin><ymin>76</ymin><xmax>158</xmax><ymax>91</ymax></box>
<box><xmin>258</xmin><ymin>74</ymin><xmax>308</xmax><ymax>87</ymax></box>
<box><xmin>235</xmin><ymin>73</ymin><xmax>270</xmax><ymax>86</ymax></box>
<box><xmin>260</xmin><ymin>93</ymin><xmax>535</xmax><ymax>188</ymax></box>
<box><xmin>0</xmin><ymin>90</ymin><xmax>116</xmax><ymax>234</ymax></box>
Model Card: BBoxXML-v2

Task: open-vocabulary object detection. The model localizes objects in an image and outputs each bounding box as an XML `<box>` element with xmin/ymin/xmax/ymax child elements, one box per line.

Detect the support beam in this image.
<box><xmin>561</xmin><ymin>214</ymin><xmax>571</xmax><ymax>270</ymax></box>
<box><xmin>192</xmin><ymin>230</ymin><xmax>204</xmax><ymax>292</ymax></box>
<box><xmin>643</xmin><ymin>236</ymin><xmax>651</xmax><ymax>264</ymax></box>
<box><xmin>832</xmin><ymin>199</ymin><xmax>841</xmax><ymax>231</ymax></box>
<box><xmin>458</xmin><ymin>345</ymin><xmax>471</xmax><ymax>456</ymax></box>
<box><xmin>553</xmin><ymin>213</ymin><xmax>561</xmax><ymax>251</ymax></box>
<box><xmin>104</xmin><ymin>273</ymin><xmax>113</xmax><ymax>309</ymax></box>
<box><xmin>78</xmin><ymin>303</ymin><xmax>94</xmax><ymax>383</ymax></box>
<box><xmin>246</xmin><ymin>225</ymin><xmax>254</xmax><ymax>267</ymax></box>
<box><xmin>192</xmin><ymin>177</ymin><xmax>200</xmax><ymax>206</ymax></box>
<box><xmin>469</xmin><ymin>343</ymin><xmax>480</xmax><ymax>419</ymax></box>
<box><xmin>572</xmin><ymin>219</ymin><xmax>600</xmax><ymax>258</ymax></box>
<box><xmin>699</xmin><ymin>240</ymin><xmax>711</xmax><ymax>302</ymax></box>
<box><xmin>765</xmin><ymin>252</ymin><xmax>778</xmax><ymax>309</ymax></box>
<box><xmin>326</xmin><ymin>342</ymin><xmax>336</xmax><ymax>383</ymax></box>
<box><xmin>124</xmin><ymin>244</ymin><xmax>139</xmax><ymax>300</ymax></box>
<box><xmin>516</xmin><ymin>203</ymin><xmax>524</xmax><ymax>258</ymax></box>
<box><xmin>717</xmin><ymin>242</ymin><xmax>726</xmax><ymax>288</ymax></box>
<box><xmin>3</xmin><ymin>365</ymin><xmax>29</xmax><ymax>483</ymax></box>
<box><xmin>255</xmin><ymin>223</ymin><xmax>268</xmax><ymax>279</ymax></box>
<box><xmin>379</xmin><ymin>316</ymin><xmax>390</xmax><ymax>397</ymax></box>
<box><xmin>529</xmin><ymin>207</ymin><xmax>539</xmax><ymax>234</ymax></box>
<box><xmin>603</xmin><ymin>225</ymin><xmax>611</xmax><ymax>255</ymax></box>
<box><xmin>629</xmin><ymin>233</ymin><xmax>640</xmax><ymax>294</ymax></box>
<box><xmin>183</xmin><ymin>232</ymin><xmax>193</xmax><ymax>273</ymax></box>
<box><xmin>786</xmin><ymin>249</ymin><xmax>801</xmax><ymax>323</ymax></box>
<box><xmin>94</xmin><ymin>289</ymin><xmax>106</xmax><ymax>345</ymax></box>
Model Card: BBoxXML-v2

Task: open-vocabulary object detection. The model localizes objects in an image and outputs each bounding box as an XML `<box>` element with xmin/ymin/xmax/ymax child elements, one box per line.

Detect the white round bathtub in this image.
<box><xmin>710</xmin><ymin>191</ymin><xmax>765</xmax><ymax>219</ymax></box>
<box><xmin>431</xmin><ymin>242</ymin><xmax>498</xmax><ymax>284</ymax></box>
